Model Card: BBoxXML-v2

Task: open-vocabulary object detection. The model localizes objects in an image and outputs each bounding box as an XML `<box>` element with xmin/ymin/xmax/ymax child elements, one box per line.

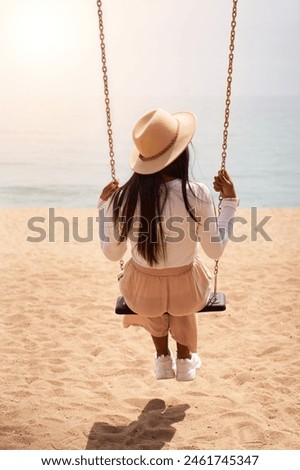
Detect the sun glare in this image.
<box><xmin>4</xmin><ymin>1</ymin><xmax>77</xmax><ymax>63</ymax></box>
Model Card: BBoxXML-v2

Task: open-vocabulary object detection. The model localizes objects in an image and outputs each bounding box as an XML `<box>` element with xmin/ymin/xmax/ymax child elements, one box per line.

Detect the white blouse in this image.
<box><xmin>98</xmin><ymin>179</ymin><xmax>238</xmax><ymax>268</ymax></box>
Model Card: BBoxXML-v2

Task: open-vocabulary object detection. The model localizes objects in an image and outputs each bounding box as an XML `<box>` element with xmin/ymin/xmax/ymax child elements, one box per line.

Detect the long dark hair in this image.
<box><xmin>111</xmin><ymin>146</ymin><xmax>198</xmax><ymax>266</ymax></box>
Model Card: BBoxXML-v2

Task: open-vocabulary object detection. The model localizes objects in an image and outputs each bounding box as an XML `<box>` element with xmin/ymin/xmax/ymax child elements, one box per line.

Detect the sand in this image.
<box><xmin>0</xmin><ymin>207</ymin><xmax>299</xmax><ymax>450</ymax></box>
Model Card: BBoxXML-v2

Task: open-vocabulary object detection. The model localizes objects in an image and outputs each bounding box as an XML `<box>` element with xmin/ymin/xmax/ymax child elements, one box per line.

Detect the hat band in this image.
<box><xmin>139</xmin><ymin>120</ymin><xmax>180</xmax><ymax>162</ymax></box>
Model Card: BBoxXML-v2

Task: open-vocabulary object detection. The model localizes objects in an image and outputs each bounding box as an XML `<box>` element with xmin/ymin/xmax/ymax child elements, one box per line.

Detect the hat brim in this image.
<box><xmin>129</xmin><ymin>111</ymin><xmax>197</xmax><ymax>175</ymax></box>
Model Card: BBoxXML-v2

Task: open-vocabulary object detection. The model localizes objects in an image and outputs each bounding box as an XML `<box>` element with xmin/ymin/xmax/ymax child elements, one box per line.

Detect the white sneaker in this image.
<box><xmin>154</xmin><ymin>353</ymin><xmax>176</xmax><ymax>380</ymax></box>
<box><xmin>176</xmin><ymin>353</ymin><xmax>202</xmax><ymax>381</ymax></box>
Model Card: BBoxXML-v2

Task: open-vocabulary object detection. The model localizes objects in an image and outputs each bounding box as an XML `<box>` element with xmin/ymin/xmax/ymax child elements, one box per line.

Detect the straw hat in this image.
<box><xmin>129</xmin><ymin>108</ymin><xmax>196</xmax><ymax>175</ymax></box>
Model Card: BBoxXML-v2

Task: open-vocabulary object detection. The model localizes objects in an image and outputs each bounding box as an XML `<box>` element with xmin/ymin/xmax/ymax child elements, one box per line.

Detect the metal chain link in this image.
<box><xmin>96</xmin><ymin>0</ymin><xmax>124</xmax><ymax>270</ymax></box>
<box><xmin>218</xmin><ymin>0</ymin><xmax>238</xmax><ymax>212</ymax></box>
<box><xmin>214</xmin><ymin>0</ymin><xmax>238</xmax><ymax>291</ymax></box>
<box><xmin>96</xmin><ymin>0</ymin><xmax>117</xmax><ymax>183</ymax></box>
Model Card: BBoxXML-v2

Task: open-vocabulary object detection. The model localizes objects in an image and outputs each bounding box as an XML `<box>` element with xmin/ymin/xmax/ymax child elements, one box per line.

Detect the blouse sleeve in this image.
<box><xmin>193</xmin><ymin>183</ymin><xmax>238</xmax><ymax>260</ymax></box>
<box><xmin>97</xmin><ymin>197</ymin><xmax>128</xmax><ymax>262</ymax></box>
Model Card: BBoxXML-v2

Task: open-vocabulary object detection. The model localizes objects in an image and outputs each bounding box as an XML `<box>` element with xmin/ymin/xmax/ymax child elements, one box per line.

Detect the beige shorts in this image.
<box><xmin>119</xmin><ymin>258</ymin><xmax>211</xmax><ymax>352</ymax></box>
<box><xmin>119</xmin><ymin>257</ymin><xmax>211</xmax><ymax>317</ymax></box>
<box><xmin>123</xmin><ymin>311</ymin><xmax>199</xmax><ymax>352</ymax></box>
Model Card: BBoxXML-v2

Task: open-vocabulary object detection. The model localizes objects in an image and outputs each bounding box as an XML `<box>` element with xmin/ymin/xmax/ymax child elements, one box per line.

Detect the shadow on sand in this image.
<box><xmin>86</xmin><ymin>399</ymin><xmax>190</xmax><ymax>450</ymax></box>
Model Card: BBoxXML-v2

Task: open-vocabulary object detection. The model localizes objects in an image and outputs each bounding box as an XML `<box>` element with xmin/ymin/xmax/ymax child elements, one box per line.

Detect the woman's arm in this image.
<box><xmin>195</xmin><ymin>171</ymin><xmax>238</xmax><ymax>259</ymax></box>
<box><xmin>97</xmin><ymin>181</ymin><xmax>128</xmax><ymax>262</ymax></box>
<box><xmin>197</xmin><ymin>196</ymin><xmax>238</xmax><ymax>259</ymax></box>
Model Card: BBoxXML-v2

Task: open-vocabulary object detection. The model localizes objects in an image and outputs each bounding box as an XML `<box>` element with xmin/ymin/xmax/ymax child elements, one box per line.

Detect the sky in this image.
<box><xmin>0</xmin><ymin>0</ymin><xmax>299</xmax><ymax>104</ymax></box>
<box><xmin>0</xmin><ymin>0</ymin><xmax>299</xmax><ymax>208</ymax></box>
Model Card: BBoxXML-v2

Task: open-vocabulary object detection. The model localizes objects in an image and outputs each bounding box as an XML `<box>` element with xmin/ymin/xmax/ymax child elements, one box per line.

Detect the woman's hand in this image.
<box><xmin>213</xmin><ymin>170</ymin><xmax>237</xmax><ymax>198</ymax></box>
<box><xmin>99</xmin><ymin>180</ymin><xmax>119</xmax><ymax>201</ymax></box>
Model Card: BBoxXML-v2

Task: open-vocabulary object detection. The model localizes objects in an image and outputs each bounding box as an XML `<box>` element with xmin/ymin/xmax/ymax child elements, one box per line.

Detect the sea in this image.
<box><xmin>0</xmin><ymin>95</ymin><xmax>299</xmax><ymax>208</ymax></box>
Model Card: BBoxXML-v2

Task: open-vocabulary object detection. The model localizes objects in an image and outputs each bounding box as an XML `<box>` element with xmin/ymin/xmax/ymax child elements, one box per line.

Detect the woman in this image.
<box><xmin>98</xmin><ymin>108</ymin><xmax>238</xmax><ymax>381</ymax></box>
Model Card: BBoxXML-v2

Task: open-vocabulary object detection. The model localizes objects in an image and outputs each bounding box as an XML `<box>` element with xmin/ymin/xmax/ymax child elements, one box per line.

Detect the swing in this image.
<box><xmin>96</xmin><ymin>0</ymin><xmax>239</xmax><ymax>314</ymax></box>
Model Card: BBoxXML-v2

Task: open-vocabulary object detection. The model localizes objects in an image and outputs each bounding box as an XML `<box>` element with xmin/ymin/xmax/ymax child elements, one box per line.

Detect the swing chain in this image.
<box><xmin>97</xmin><ymin>0</ymin><xmax>124</xmax><ymax>271</ymax></box>
<box><xmin>96</xmin><ymin>0</ymin><xmax>117</xmax><ymax>183</ymax></box>
<box><xmin>219</xmin><ymin>0</ymin><xmax>238</xmax><ymax>204</ymax></box>
<box><xmin>215</xmin><ymin>0</ymin><xmax>238</xmax><ymax>290</ymax></box>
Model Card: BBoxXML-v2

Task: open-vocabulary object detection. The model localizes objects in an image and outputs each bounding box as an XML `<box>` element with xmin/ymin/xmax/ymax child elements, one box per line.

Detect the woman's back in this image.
<box><xmin>130</xmin><ymin>178</ymin><xmax>210</xmax><ymax>268</ymax></box>
<box><xmin>99</xmin><ymin>176</ymin><xmax>237</xmax><ymax>268</ymax></box>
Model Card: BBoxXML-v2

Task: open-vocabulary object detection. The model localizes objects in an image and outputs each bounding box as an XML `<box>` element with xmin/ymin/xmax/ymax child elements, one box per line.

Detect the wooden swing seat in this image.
<box><xmin>115</xmin><ymin>292</ymin><xmax>226</xmax><ymax>315</ymax></box>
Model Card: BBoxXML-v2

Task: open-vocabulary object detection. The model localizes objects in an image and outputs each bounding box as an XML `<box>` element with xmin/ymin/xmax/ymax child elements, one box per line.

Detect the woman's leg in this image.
<box><xmin>123</xmin><ymin>313</ymin><xmax>174</xmax><ymax>378</ymax></box>
<box><xmin>169</xmin><ymin>313</ymin><xmax>198</xmax><ymax>354</ymax></box>
<box><xmin>151</xmin><ymin>333</ymin><xmax>175</xmax><ymax>379</ymax></box>
<box><xmin>151</xmin><ymin>314</ymin><xmax>196</xmax><ymax>358</ymax></box>
<box><xmin>151</xmin><ymin>335</ymin><xmax>169</xmax><ymax>357</ymax></box>
<box><xmin>170</xmin><ymin>314</ymin><xmax>200</xmax><ymax>381</ymax></box>
<box><xmin>176</xmin><ymin>342</ymin><xmax>191</xmax><ymax>360</ymax></box>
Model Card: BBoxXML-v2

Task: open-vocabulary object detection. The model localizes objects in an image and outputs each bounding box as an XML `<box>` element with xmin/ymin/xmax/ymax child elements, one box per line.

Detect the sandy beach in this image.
<box><xmin>0</xmin><ymin>207</ymin><xmax>299</xmax><ymax>450</ymax></box>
